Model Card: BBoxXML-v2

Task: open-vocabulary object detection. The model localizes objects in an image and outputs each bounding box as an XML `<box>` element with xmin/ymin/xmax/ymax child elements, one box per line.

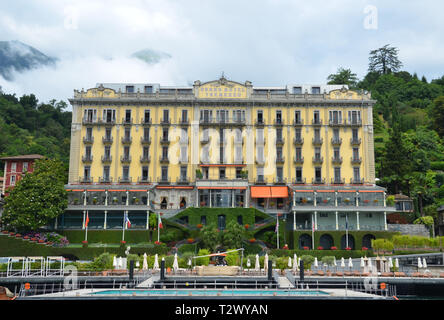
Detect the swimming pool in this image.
<box><xmin>90</xmin><ymin>289</ymin><xmax>330</xmax><ymax>296</ymax></box>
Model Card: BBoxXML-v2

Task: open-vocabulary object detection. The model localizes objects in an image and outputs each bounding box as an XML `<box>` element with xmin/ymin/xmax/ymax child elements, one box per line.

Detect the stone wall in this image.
<box><xmin>388</xmin><ymin>224</ymin><xmax>429</xmax><ymax>237</ymax></box>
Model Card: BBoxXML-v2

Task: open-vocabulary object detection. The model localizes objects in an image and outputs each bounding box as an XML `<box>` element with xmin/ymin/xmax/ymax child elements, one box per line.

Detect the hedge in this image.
<box><xmin>431</xmin><ymin>161</ymin><xmax>444</xmax><ymax>171</ymax></box>
<box><xmin>268</xmin><ymin>249</ymin><xmax>374</xmax><ymax>259</ymax></box>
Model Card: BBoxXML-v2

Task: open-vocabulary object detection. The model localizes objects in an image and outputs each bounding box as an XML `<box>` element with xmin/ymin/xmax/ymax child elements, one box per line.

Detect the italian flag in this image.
<box><xmin>158</xmin><ymin>215</ymin><xmax>163</xmax><ymax>229</ymax></box>
<box><xmin>85</xmin><ymin>211</ymin><xmax>90</xmax><ymax>228</ymax></box>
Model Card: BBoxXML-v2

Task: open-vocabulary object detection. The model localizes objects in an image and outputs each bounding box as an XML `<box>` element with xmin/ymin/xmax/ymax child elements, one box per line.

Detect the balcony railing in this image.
<box><xmin>255</xmin><ymin>177</ymin><xmax>266</xmax><ymax>184</ymax></box>
<box><xmin>176</xmin><ymin>177</ymin><xmax>190</xmax><ymax>184</ymax></box>
<box><xmin>350</xmin><ymin>137</ymin><xmax>361</xmax><ymax>145</ymax></box>
<box><xmin>98</xmin><ymin>176</ymin><xmax>113</xmax><ymax>183</ymax></box>
<box><xmin>293</xmin><ymin>156</ymin><xmax>304</xmax><ymax>164</ymax></box>
<box><xmin>82</xmin><ymin>117</ymin><xmax>96</xmax><ymax>125</ymax></box>
<box><xmin>293</xmin><ymin>137</ymin><xmax>304</xmax><ymax>145</ymax></box>
<box><xmin>255</xmin><ymin>119</ymin><xmax>265</xmax><ymax>126</ymax></box>
<box><xmin>157</xmin><ymin>176</ymin><xmax>171</xmax><ymax>184</ymax></box>
<box><xmin>293</xmin><ymin>119</ymin><xmax>304</xmax><ymax>126</ymax></box>
<box><xmin>141</xmin><ymin>136</ymin><xmax>151</xmax><ymax>144</ymax></box>
<box><xmin>275</xmin><ymin>156</ymin><xmax>285</xmax><ymax>164</ymax></box>
<box><xmin>120</xmin><ymin>155</ymin><xmax>132</xmax><ymax>163</ymax></box>
<box><xmin>160</xmin><ymin>137</ymin><xmax>170</xmax><ymax>144</ymax></box>
<box><xmin>118</xmin><ymin>176</ymin><xmax>132</xmax><ymax>183</ymax></box>
<box><xmin>274</xmin><ymin>177</ymin><xmax>287</xmax><ymax>184</ymax></box>
<box><xmin>351</xmin><ymin>157</ymin><xmax>362</xmax><ymax>164</ymax></box>
<box><xmin>200</xmin><ymin>135</ymin><xmax>210</xmax><ymax>143</ymax></box>
<box><xmin>159</xmin><ymin>156</ymin><xmax>169</xmax><ymax>163</ymax></box>
<box><xmin>121</xmin><ymin>136</ymin><xmax>132</xmax><ymax>144</ymax></box>
<box><xmin>331</xmin><ymin>178</ymin><xmax>345</xmax><ymax>184</ymax></box>
<box><xmin>179</xmin><ymin>118</ymin><xmax>189</xmax><ymax>125</ymax></box>
<box><xmin>292</xmin><ymin>177</ymin><xmax>306</xmax><ymax>184</ymax></box>
<box><xmin>274</xmin><ymin>119</ymin><xmax>284</xmax><ymax>126</ymax></box>
<box><xmin>331</xmin><ymin>137</ymin><xmax>342</xmax><ymax>145</ymax></box>
<box><xmin>312</xmin><ymin>177</ymin><xmax>326</xmax><ymax>184</ymax></box>
<box><xmin>141</xmin><ymin>118</ymin><xmax>152</xmax><ymax>125</ymax></box>
<box><xmin>140</xmin><ymin>155</ymin><xmax>151</xmax><ymax>163</ymax></box>
<box><xmin>160</xmin><ymin>118</ymin><xmax>170</xmax><ymax>125</ymax></box>
<box><xmin>122</xmin><ymin>117</ymin><xmax>133</xmax><ymax>125</ymax></box>
<box><xmin>312</xmin><ymin>119</ymin><xmax>322</xmax><ymax>126</ymax></box>
<box><xmin>331</xmin><ymin>156</ymin><xmax>343</xmax><ymax>164</ymax></box>
<box><xmin>275</xmin><ymin>137</ymin><xmax>285</xmax><ymax>145</ymax></box>
<box><xmin>328</xmin><ymin>119</ymin><xmax>344</xmax><ymax>126</ymax></box>
<box><xmin>79</xmin><ymin>176</ymin><xmax>93</xmax><ymax>183</ymax></box>
<box><xmin>179</xmin><ymin>157</ymin><xmax>189</xmax><ymax>164</ymax></box>
<box><xmin>101</xmin><ymin>155</ymin><xmax>112</xmax><ymax>163</ymax></box>
<box><xmin>83</xmin><ymin>136</ymin><xmax>94</xmax><ymax>144</ymax></box>
<box><xmin>82</xmin><ymin>155</ymin><xmax>93</xmax><ymax>162</ymax></box>
<box><xmin>137</xmin><ymin>176</ymin><xmax>151</xmax><ymax>183</ymax></box>
<box><xmin>312</xmin><ymin>137</ymin><xmax>323</xmax><ymax>145</ymax></box>
<box><xmin>312</xmin><ymin>156</ymin><xmax>324</xmax><ymax>164</ymax></box>
<box><xmin>347</xmin><ymin>119</ymin><xmax>362</xmax><ymax>126</ymax></box>
<box><xmin>350</xmin><ymin>178</ymin><xmax>364</xmax><ymax>184</ymax></box>
<box><xmin>102</xmin><ymin>136</ymin><xmax>113</xmax><ymax>144</ymax></box>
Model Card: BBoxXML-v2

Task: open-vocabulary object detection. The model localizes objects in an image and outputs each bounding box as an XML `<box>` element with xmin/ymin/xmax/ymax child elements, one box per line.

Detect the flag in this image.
<box><xmin>158</xmin><ymin>214</ymin><xmax>163</xmax><ymax>229</ymax></box>
<box><xmin>85</xmin><ymin>211</ymin><xmax>90</xmax><ymax>228</ymax></box>
<box><xmin>275</xmin><ymin>217</ymin><xmax>279</xmax><ymax>233</ymax></box>
<box><xmin>312</xmin><ymin>220</ymin><xmax>315</xmax><ymax>232</ymax></box>
<box><xmin>125</xmin><ymin>213</ymin><xmax>131</xmax><ymax>229</ymax></box>
<box><xmin>345</xmin><ymin>214</ymin><xmax>348</xmax><ymax>231</ymax></box>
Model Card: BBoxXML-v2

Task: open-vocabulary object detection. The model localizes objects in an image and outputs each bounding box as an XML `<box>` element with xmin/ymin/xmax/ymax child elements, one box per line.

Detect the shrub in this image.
<box><xmin>225</xmin><ymin>249</ymin><xmax>239</xmax><ymax>266</ymax></box>
<box><xmin>195</xmin><ymin>249</ymin><xmax>210</xmax><ymax>266</ymax></box>
<box><xmin>90</xmin><ymin>252</ymin><xmax>114</xmax><ymax>270</ymax></box>
<box><xmin>300</xmin><ymin>255</ymin><xmax>315</xmax><ymax>269</ymax></box>
<box><xmin>320</xmin><ymin>256</ymin><xmax>336</xmax><ymax>267</ymax></box>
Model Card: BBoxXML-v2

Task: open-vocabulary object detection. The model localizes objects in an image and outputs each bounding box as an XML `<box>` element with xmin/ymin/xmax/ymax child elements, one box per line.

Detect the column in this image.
<box><xmin>383</xmin><ymin>191</ymin><xmax>387</xmax><ymax>207</ymax></box>
<box><xmin>232</xmin><ymin>189</ymin><xmax>235</xmax><ymax>208</ymax></box>
<box><xmin>384</xmin><ymin>211</ymin><xmax>387</xmax><ymax>231</ymax></box>
<box><xmin>82</xmin><ymin>211</ymin><xmax>86</xmax><ymax>230</ymax></box>
<box><xmin>196</xmin><ymin>188</ymin><xmax>199</xmax><ymax>207</ymax></box>
<box><xmin>104</xmin><ymin>211</ymin><xmax>107</xmax><ymax>230</ymax></box>
<box><xmin>209</xmin><ymin>189</ymin><xmax>212</xmax><ymax>208</ymax></box>
<box><xmin>335</xmin><ymin>211</ymin><xmax>338</xmax><ymax>230</ymax></box>
<box><xmin>293</xmin><ymin>210</ymin><xmax>296</xmax><ymax>231</ymax></box>
<box><xmin>105</xmin><ymin>191</ymin><xmax>108</xmax><ymax>206</ymax></box>
<box><xmin>245</xmin><ymin>188</ymin><xmax>249</xmax><ymax>208</ymax></box>
<box><xmin>314</xmin><ymin>211</ymin><xmax>318</xmax><ymax>231</ymax></box>
<box><xmin>293</xmin><ymin>191</ymin><xmax>296</xmax><ymax>207</ymax></box>
<box><xmin>314</xmin><ymin>191</ymin><xmax>317</xmax><ymax>207</ymax></box>
<box><xmin>356</xmin><ymin>211</ymin><xmax>360</xmax><ymax>230</ymax></box>
<box><xmin>146</xmin><ymin>211</ymin><xmax>149</xmax><ymax>230</ymax></box>
<box><xmin>334</xmin><ymin>192</ymin><xmax>338</xmax><ymax>207</ymax></box>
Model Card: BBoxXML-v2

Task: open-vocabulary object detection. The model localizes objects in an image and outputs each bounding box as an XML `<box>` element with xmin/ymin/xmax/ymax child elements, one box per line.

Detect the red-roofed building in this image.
<box><xmin>1</xmin><ymin>154</ymin><xmax>45</xmax><ymax>195</ymax></box>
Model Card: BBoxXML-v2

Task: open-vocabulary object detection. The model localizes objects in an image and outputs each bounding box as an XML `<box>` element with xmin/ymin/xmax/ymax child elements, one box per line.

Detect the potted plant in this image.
<box><xmin>345</xmin><ymin>247</ymin><xmax>352</xmax><ymax>251</ymax></box>
<box><xmin>344</xmin><ymin>198</ymin><xmax>350</xmax><ymax>204</ymax></box>
<box><xmin>362</xmin><ymin>247</ymin><xmax>368</xmax><ymax>251</ymax></box>
<box><xmin>197</xmin><ymin>223</ymin><xmax>203</xmax><ymax>229</ymax></box>
<box><xmin>73</xmin><ymin>198</ymin><xmax>79</xmax><ymax>205</ymax></box>
<box><xmin>154</xmin><ymin>240</ymin><xmax>161</xmax><ymax>245</ymax></box>
<box><xmin>200</xmin><ymin>201</ymin><xmax>206</xmax><ymax>207</ymax></box>
<box><xmin>363</xmin><ymin>199</ymin><xmax>370</xmax><ymax>204</ymax></box>
<box><xmin>317</xmin><ymin>246</ymin><xmax>324</xmax><ymax>250</ymax></box>
<box><xmin>323</xmin><ymin>199</ymin><xmax>328</xmax><ymax>204</ymax></box>
<box><xmin>92</xmin><ymin>197</ymin><xmax>98</xmax><ymax>204</ymax></box>
<box><xmin>15</xmin><ymin>233</ymin><xmax>22</xmax><ymax>238</ymax></box>
<box><xmin>134</xmin><ymin>197</ymin><xmax>139</xmax><ymax>204</ymax></box>
<box><xmin>373</xmin><ymin>199</ymin><xmax>379</xmax><ymax>203</ymax></box>
<box><xmin>249</xmin><ymin>238</ymin><xmax>256</xmax><ymax>243</ymax></box>
<box><xmin>244</xmin><ymin>224</ymin><xmax>250</xmax><ymax>230</ymax></box>
<box><xmin>301</xmin><ymin>198</ymin><xmax>307</xmax><ymax>204</ymax></box>
<box><xmin>330</xmin><ymin>246</ymin><xmax>337</xmax><ymax>250</ymax></box>
<box><xmin>187</xmin><ymin>238</ymin><xmax>194</xmax><ymax>244</ymax></box>
<box><xmin>270</xmin><ymin>201</ymin><xmax>275</xmax><ymax>207</ymax></box>
<box><xmin>303</xmin><ymin>246</ymin><xmax>309</xmax><ymax>250</ymax></box>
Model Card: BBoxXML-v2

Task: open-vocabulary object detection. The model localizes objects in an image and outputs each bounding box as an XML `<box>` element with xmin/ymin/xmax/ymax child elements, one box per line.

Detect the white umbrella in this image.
<box><xmin>348</xmin><ymin>257</ymin><xmax>353</xmax><ymax>269</ymax></box>
<box><xmin>313</xmin><ymin>257</ymin><xmax>318</xmax><ymax>269</ymax></box>
<box><xmin>388</xmin><ymin>257</ymin><xmax>393</xmax><ymax>270</ymax></box>
<box><xmin>333</xmin><ymin>257</ymin><xmax>337</xmax><ymax>267</ymax></box>
<box><xmin>117</xmin><ymin>257</ymin><xmax>122</xmax><ymax>269</ymax></box>
<box><xmin>264</xmin><ymin>253</ymin><xmax>269</xmax><ymax>271</ymax></box>
<box><xmin>340</xmin><ymin>257</ymin><xmax>345</xmax><ymax>268</ymax></box>
<box><xmin>288</xmin><ymin>257</ymin><xmax>292</xmax><ymax>268</ymax></box>
<box><xmin>142</xmin><ymin>253</ymin><xmax>148</xmax><ymax>270</ymax></box>
<box><xmin>368</xmin><ymin>257</ymin><xmax>373</xmax><ymax>272</ymax></box>
<box><xmin>173</xmin><ymin>253</ymin><xmax>179</xmax><ymax>272</ymax></box>
<box><xmin>395</xmin><ymin>258</ymin><xmax>399</xmax><ymax>269</ymax></box>
<box><xmin>360</xmin><ymin>257</ymin><xmax>365</xmax><ymax>268</ymax></box>
<box><xmin>422</xmin><ymin>258</ymin><xmax>427</xmax><ymax>269</ymax></box>
<box><xmin>417</xmin><ymin>257</ymin><xmax>423</xmax><ymax>269</ymax></box>
<box><xmin>187</xmin><ymin>258</ymin><xmax>192</xmax><ymax>268</ymax></box>
<box><xmin>153</xmin><ymin>254</ymin><xmax>159</xmax><ymax>270</ymax></box>
<box><xmin>293</xmin><ymin>254</ymin><xmax>298</xmax><ymax>272</ymax></box>
<box><xmin>113</xmin><ymin>256</ymin><xmax>117</xmax><ymax>269</ymax></box>
<box><xmin>255</xmin><ymin>254</ymin><xmax>260</xmax><ymax>271</ymax></box>
<box><xmin>246</xmin><ymin>258</ymin><xmax>251</xmax><ymax>268</ymax></box>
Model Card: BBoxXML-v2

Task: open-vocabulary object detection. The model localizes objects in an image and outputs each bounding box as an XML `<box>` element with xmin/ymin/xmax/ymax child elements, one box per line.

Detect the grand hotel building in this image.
<box><xmin>60</xmin><ymin>76</ymin><xmax>395</xmax><ymax>244</ymax></box>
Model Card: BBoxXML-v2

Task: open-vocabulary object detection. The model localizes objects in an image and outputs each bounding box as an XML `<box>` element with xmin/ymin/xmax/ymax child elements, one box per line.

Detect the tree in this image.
<box><xmin>1</xmin><ymin>159</ymin><xmax>68</xmax><ymax>232</ymax></box>
<box><xmin>431</xmin><ymin>96</ymin><xmax>444</xmax><ymax>137</ymax></box>
<box><xmin>327</xmin><ymin>67</ymin><xmax>359</xmax><ymax>87</ymax></box>
<box><xmin>200</xmin><ymin>225</ymin><xmax>221</xmax><ymax>252</ymax></box>
<box><xmin>222</xmin><ymin>221</ymin><xmax>245</xmax><ymax>249</ymax></box>
<box><xmin>368</xmin><ymin>44</ymin><xmax>403</xmax><ymax>74</ymax></box>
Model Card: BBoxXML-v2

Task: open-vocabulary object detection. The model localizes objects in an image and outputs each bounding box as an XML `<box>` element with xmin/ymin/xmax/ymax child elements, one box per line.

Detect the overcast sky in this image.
<box><xmin>0</xmin><ymin>0</ymin><xmax>443</xmax><ymax>104</ymax></box>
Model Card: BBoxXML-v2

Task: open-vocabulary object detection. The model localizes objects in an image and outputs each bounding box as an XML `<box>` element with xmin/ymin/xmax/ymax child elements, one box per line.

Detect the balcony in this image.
<box><xmin>176</xmin><ymin>177</ymin><xmax>190</xmax><ymax>184</ymax></box>
<box><xmin>255</xmin><ymin>177</ymin><xmax>267</xmax><ymax>184</ymax></box>
<box><xmin>120</xmin><ymin>155</ymin><xmax>132</xmax><ymax>163</ymax></box>
<box><xmin>79</xmin><ymin>176</ymin><xmax>93</xmax><ymax>183</ymax></box>
<box><xmin>312</xmin><ymin>177</ymin><xmax>326</xmax><ymax>184</ymax></box>
<box><xmin>102</xmin><ymin>136</ymin><xmax>113</xmax><ymax>144</ymax></box>
<box><xmin>293</xmin><ymin>137</ymin><xmax>304</xmax><ymax>145</ymax></box>
<box><xmin>292</xmin><ymin>177</ymin><xmax>306</xmax><ymax>184</ymax></box>
<box><xmin>347</xmin><ymin>119</ymin><xmax>362</xmax><ymax>126</ymax></box>
<box><xmin>200</xmin><ymin>118</ymin><xmax>213</xmax><ymax>125</ymax></box>
<box><xmin>98</xmin><ymin>119</ymin><xmax>116</xmax><ymax>126</ymax></box>
<box><xmin>274</xmin><ymin>119</ymin><xmax>284</xmax><ymax>126</ymax></box>
<box><xmin>350</xmin><ymin>137</ymin><xmax>361</xmax><ymax>145</ymax></box>
<box><xmin>122</xmin><ymin>117</ymin><xmax>133</xmax><ymax>125</ymax></box>
<box><xmin>293</xmin><ymin>119</ymin><xmax>304</xmax><ymax>126</ymax></box>
<box><xmin>101</xmin><ymin>155</ymin><xmax>112</xmax><ymax>163</ymax></box>
<box><xmin>312</xmin><ymin>137</ymin><xmax>323</xmax><ymax>145</ymax></box>
<box><xmin>140</xmin><ymin>155</ymin><xmax>151</xmax><ymax>163</ymax></box>
<box><xmin>141</xmin><ymin>118</ymin><xmax>152</xmax><ymax>126</ymax></box>
<box><xmin>82</xmin><ymin>117</ymin><xmax>96</xmax><ymax>125</ymax></box>
<box><xmin>312</xmin><ymin>156</ymin><xmax>324</xmax><ymax>164</ymax></box>
<box><xmin>160</xmin><ymin>118</ymin><xmax>170</xmax><ymax>125</ymax></box>
<box><xmin>255</xmin><ymin>119</ymin><xmax>265</xmax><ymax>126</ymax></box>
<box><xmin>331</xmin><ymin>178</ymin><xmax>345</xmax><ymax>184</ymax></box>
<box><xmin>328</xmin><ymin>119</ymin><xmax>344</xmax><ymax>126</ymax></box>
<box><xmin>312</xmin><ymin>119</ymin><xmax>322</xmax><ymax>126</ymax></box>
<box><xmin>83</xmin><ymin>136</ymin><xmax>94</xmax><ymax>144</ymax></box>
<box><xmin>351</xmin><ymin>157</ymin><xmax>362</xmax><ymax>165</ymax></box>
<box><xmin>331</xmin><ymin>156</ymin><xmax>343</xmax><ymax>164</ymax></box>
<box><xmin>255</xmin><ymin>137</ymin><xmax>266</xmax><ymax>145</ymax></box>
<box><xmin>275</xmin><ymin>156</ymin><xmax>285</xmax><ymax>164</ymax></box>
<box><xmin>118</xmin><ymin>176</ymin><xmax>132</xmax><ymax>183</ymax></box>
<box><xmin>200</xmin><ymin>135</ymin><xmax>210</xmax><ymax>143</ymax></box>
<box><xmin>350</xmin><ymin>178</ymin><xmax>364</xmax><ymax>184</ymax></box>
<box><xmin>82</xmin><ymin>155</ymin><xmax>93</xmax><ymax>163</ymax></box>
<box><xmin>293</xmin><ymin>156</ymin><xmax>304</xmax><ymax>164</ymax></box>
<box><xmin>140</xmin><ymin>136</ymin><xmax>151</xmax><ymax>144</ymax></box>
<box><xmin>275</xmin><ymin>137</ymin><xmax>285</xmax><ymax>145</ymax></box>
<box><xmin>159</xmin><ymin>156</ymin><xmax>169</xmax><ymax>163</ymax></box>
<box><xmin>231</xmin><ymin>118</ymin><xmax>246</xmax><ymax>126</ymax></box>
<box><xmin>179</xmin><ymin>118</ymin><xmax>189</xmax><ymax>125</ymax></box>
<box><xmin>179</xmin><ymin>157</ymin><xmax>189</xmax><ymax>164</ymax></box>
<box><xmin>138</xmin><ymin>176</ymin><xmax>151</xmax><ymax>183</ymax></box>
<box><xmin>98</xmin><ymin>176</ymin><xmax>113</xmax><ymax>183</ymax></box>
<box><xmin>160</xmin><ymin>137</ymin><xmax>170</xmax><ymax>144</ymax></box>
<box><xmin>274</xmin><ymin>177</ymin><xmax>287</xmax><ymax>184</ymax></box>
<box><xmin>121</xmin><ymin>136</ymin><xmax>132</xmax><ymax>144</ymax></box>
<box><xmin>157</xmin><ymin>176</ymin><xmax>171</xmax><ymax>184</ymax></box>
<box><xmin>331</xmin><ymin>137</ymin><xmax>342</xmax><ymax>145</ymax></box>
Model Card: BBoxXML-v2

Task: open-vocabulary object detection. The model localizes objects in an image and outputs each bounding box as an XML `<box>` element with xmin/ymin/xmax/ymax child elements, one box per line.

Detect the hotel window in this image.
<box><xmin>180</xmin><ymin>127</ymin><xmax>188</xmax><ymax>143</ymax></box>
<box><xmin>329</xmin><ymin>110</ymin><xmax>342</xmax><ymax>124</ymax></box>
<box><xmin>256</xmin><ymin>128</ymin><xmax>264</xmax><ymax>144</ymax></box>
<box><xmin>235</xmin><ymin>129</ymin><xmax>242</xmax><ymax>143</ymax></box>
<box><xmin>333</xmin><ymin>147</ymin><xmax>340</xmax><ymax>159</ymax></box>
<box><xmin>353</xmin><ymin>148</ymin><xmax>360</xmax><ymax>160</ymax></box>
<box><xmin>276</xmin><ymin>110</ymin><xmax>282</xmax><ymax>124</ymax></box>
<box><xmin>333</xmin><ymin>128</ymin><xmax>340</xmax><ymax>140</ymax></box>
<box><xmin>84</xmin><ymin>166</ymin><xmax>91</xmax><ymax>180</ymax></box>
<box><xmin>353</xmin><ymin>167</ymin><xmax>361</xmax><ymax>182</ymax></box>
<box><xmin>348</xmin><ymin>110</ymin><xmax>361</xmax><ymax>124</ymax></box>
<box><xmin>124</xmin><ymin>127</ymin><xmax>131</xmax><ymax>140</ymax></box>
<box><xmin>295</xmin><ymin>128</ymin><xmax>302</xmax><ymax>140</ymax></box>
<box><xmin>163</xmin><ymin>109</ymin><xmax>169</xmax><ymax>123</ymax></box>
<box><xmin>11</xmin><ymin>162</ymin><xmax>17</xmax><ymax>172</ymax></box>
<box><xmin>125</xmin><ymin>85</ymin><xmax>134</xmax><ymax>93</ymax></box>
<box><xmin>104</xmin><ymin>146</ymin><xmax>111</xmax><ymax>158</ymax></box>
<box><xmin>144</xmin><ymin>110</ymin><xmax>151</xmax><ymax>123</ymax></box>
<box><xmin>257</xmin><ymin>145</ymin><xmax>265</xmax><ymax>163</ymax></box>
<box><xmin>161</xmin><ymin>166</ymin><xmax>168</xmax><ymax>180</ymax></box>
<box><xmin>233</xmin><ymin>110</ymin><xmax>245</xmax><ymax>122</ymax></box>
<box><xmin>103</xmin><ymin>166</ymin><xmax>110</xmax><ymax>181</ymax></box>
<box><xmin>276</xmin><ymin>128</ymin><xmax>283</xmax><ymax>141</ymax></box>
<box><xmin>219</xmin><ymin>167</ymin><xmax>226</xmax><ymax>179</ymax></box>
<box><xmin>180</xmin><ymin>166</ymin><xmax>187</xmax><ymax>180</ymax></box>
<box><xmin>313</xmin><ymin>111</ymin><xmax>320</xmax><ymax>124</ymax></box>
<box><xmin>86</xmin><ymin>127</ymin><xmax>93</xmax><ymax>140</ymax></box>
<box><xmin>102</xmin><ymin>109</ymin><xmax>116</xmax><ymax>123</ymax></box>
<box><xmin>202</xmin><ymin>167</ymin><xmax>209</xmax><ymax>179</ymax></box>
<box><xmin>142</xmin><ymin>166</ymin><xmax>149</xmax><ymax>181</ymax></box>
<box><xmin>334</xmin><ymin>167</ymin><xmax>341</xmax><ymax>182</ymax></box>
<box><xmin>105</xmin><ymin>128</ymin><xmax>112</xmax><ymax>140</ymax></box>
<box><xmin>10</xmin><ymin>175</ymin><xmax>16</xmax><ymax>186</ymax></box>
<box><xmin>200</xmin><ymin>109</ymin><xmax>212</xmax><ymax>122</ymax></box>
<box><xmin>257</xmin><ymin>110</ymin><xmax>263</xmax><ymax>123</ymax></box>
<box><xmin>295</xmin><ymin>167</ymin><xmax>302</xmax><ymax>181</ymax></box>
<box><xmin>142</xmin><ymin>146</ymin><xmax>149</xmax><ymax>158</ymax></box>
<box><xmin>236</xmin><ymin>168</ymin><xmax>242</xmax><ymax>179</ymax></box>
<box><xmin>124</xmin><ymin>110</ymin><xmax>131</xmax><ymax>123</ymax></box>
<box><xmin>352</xmin><ymin>128</ymin><xmax>359</xmax><ymax>140</ymax></box>
<box><xmin>277</xmin><ymin>167</ymin><xmax>283</xmax><ymax>180</ymax></box>
<box><xmin>315</xmin><ymin>167</ymin><xmax>322</xmax><ymax>182</ymax></box>
<box><xmin>83</xmin><ymin>109</ymin><xmax>97</xmax><ymax>122</ymax></box>
<box><xmin>143</xmin><ymin>127</ymin><xmax>150</xmax><ymax>140</ymax></box>
<box><xmin>162</xmin><ymin>127</ymin><xmax>169</xmax><ymax>141</ymax></box>
<box><xmin>22</xmin><ymin>162</ymin><xmax>28</xmax><ymax>172</ymax></box>
<box><xmin>181</xmin><ymin>109</ymin><xmax>188</xmax><ymax>122</ymax></box>
<box><xmin>180</xmin><ymin>145</ymin><xmax>187</xmax><ymax>162</ymax></box>
<box><xmin>314</xmin><ymin>128</ymin><xmax>321</xmax><ymax>140</ymax></box>
<box><xmin>162</xmin><ymin>146</ymin><xmax>168</xmax><ymax>159</ymax></box>
<box><xmin>314</xmin><ymin>147</ymin><xmax>321</xmax><ymax>160</ymax></box>
<box><xmin>122</xmin><ymin>166</ymin><xmax>129</xmax><ymax>180</ymax></box>
<box><xmin>257</xmin><ymin>167</ymin><xmax>264</xmax><ymax>182</ymax></box>
<box><xmin>85</xmin><ymin>146</ymin><xmax>92</xmax><ymax>158</ymax></box>
<box><xmin>219</xmin><ymin>145</ymin><xmax>224</xmax><ymax>163</ymax></box>
<box><xmin>295</xmin><ymin>147</ymin><xmax>302</xmax><ymax>160</ymax></box>
<box><xmin>123</xmin><ymin>146</ymin><xmax>130</xmax><ymax>158</ymax></box>
<box><xmin>277</xmin><ymin>146</ymin><xmax>283</xmax><ymax>159</ymax></box>
<box><xmin>144</xmin><ymin>86</ymin><xmax>153</xmax><ymax>94</ymax></box>
<box><xmin>235</xmin><ymin>145</ymin><xmax>242</xmax><ymax>163</ymax></box>
<box><xmin>311</xmin><ymin>86</ymin><xmax>321</xmax><ymax>94</ymax></box>
<box><xmin>295</xmin><ymin>110</ymin><xmax>301</xmax><ymax>123</ymax></box>
<box><xmin>293</xmin><ymin>87</ymin><xmax>302</xmax><ymax>94</ymax></box>
<box><xmin>216</xmin><ymin>110</ymin><xmax>229</xmax><ymax>123</ymax></box>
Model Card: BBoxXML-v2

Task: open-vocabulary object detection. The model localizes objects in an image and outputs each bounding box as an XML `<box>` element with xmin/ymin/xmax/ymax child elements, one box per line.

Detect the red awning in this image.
<box><xmin>270</xmin><ymin>186</ymin><xmax>288</xmax><ymax>198</ymax></box>
<box><xmin>251</xmin><ymin>186</ymin><xmax>271</xmax><ymax>198</ymax></box>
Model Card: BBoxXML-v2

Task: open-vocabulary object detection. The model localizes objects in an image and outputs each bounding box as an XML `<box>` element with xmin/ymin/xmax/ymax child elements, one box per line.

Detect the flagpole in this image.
<box><xmin>276</xmin><ymin>215</ymin><xmax>279</xmax><ymax>249</ymax></box>
<box><xmin>346</xmin><ymin>213</ymin><xmax>349</xmax><ymax>249</ymax></box>
<box><xmin>157</xmin><ymin>212</ymin><xmax>160</xmax><ymax>243</ymax></box>
<box><xmin>122</xmin><ymin>211</ymin><xmax>126</xmax><ymax>242</ymax></box>
<box><xmin>312</xmin><ymin>213</ymin><xmax>315</xmax><ymax>250</ymax></box>
<box><xmin>85</xmin><ymin>211</ymin><xmax>88</xmax><ymax>242</ymax></box>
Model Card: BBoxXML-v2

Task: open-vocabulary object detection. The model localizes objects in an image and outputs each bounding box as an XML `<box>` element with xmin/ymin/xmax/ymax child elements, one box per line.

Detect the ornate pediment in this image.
<box><xmin>327</xmin><ymin>88</ymin><xmax>371</xmax><ymax>100</ymax></box>
<box><xmin>195</xmin><ymin>76</ymin><xmax>250</xmax><ymax>99</ymax></box>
